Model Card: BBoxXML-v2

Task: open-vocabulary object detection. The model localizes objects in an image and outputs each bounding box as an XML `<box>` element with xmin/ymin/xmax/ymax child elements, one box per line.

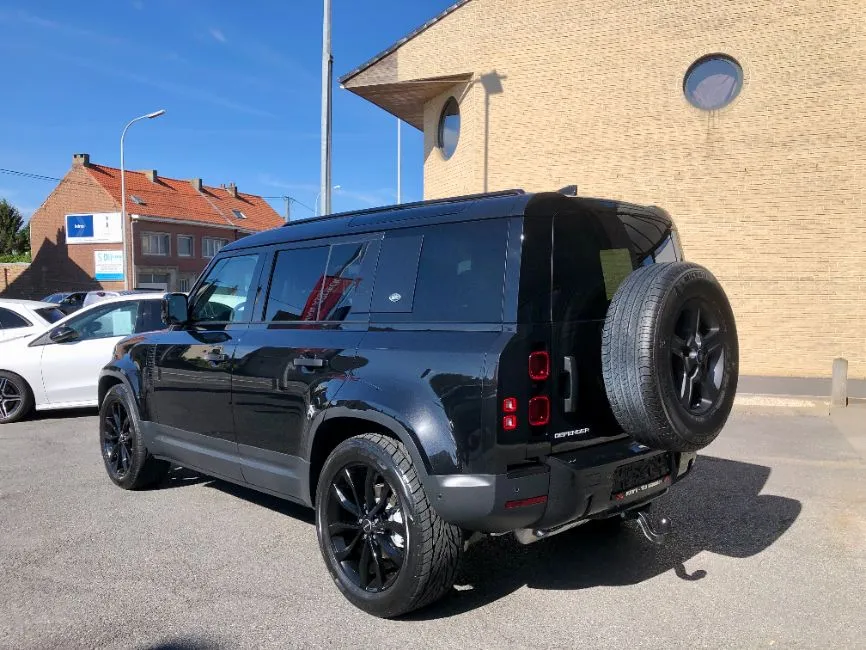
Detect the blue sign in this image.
<box><xmin>67</xmin><ymin>214</ymin><xmax>94</xmax><ymax>239</ymax></box>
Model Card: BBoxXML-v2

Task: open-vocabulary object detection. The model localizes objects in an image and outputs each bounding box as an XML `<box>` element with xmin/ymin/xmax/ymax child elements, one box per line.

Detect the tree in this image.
<box><xmin>0</xmin><ymin>199</ymin><xmax>29</xmax><ymax>255</ymax></box>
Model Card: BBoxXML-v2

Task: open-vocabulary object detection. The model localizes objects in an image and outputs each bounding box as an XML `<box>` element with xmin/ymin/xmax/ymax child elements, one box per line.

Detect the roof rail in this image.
<box><xmin>282</xmin><ymin>188</ymin><xmax>525</xmax><ymax>227</ymax></box>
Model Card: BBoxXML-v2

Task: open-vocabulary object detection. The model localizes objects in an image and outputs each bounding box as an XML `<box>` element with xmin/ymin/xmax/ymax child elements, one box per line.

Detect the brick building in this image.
<box><xmin>24</xmin><ymin>153</ymin><xmax>284</xmax><ymax>294</ymax></box>
<box><xmin>341</xmin><ymin>0</ymin><xmax>866</xmax><ymax>382</ymax></box>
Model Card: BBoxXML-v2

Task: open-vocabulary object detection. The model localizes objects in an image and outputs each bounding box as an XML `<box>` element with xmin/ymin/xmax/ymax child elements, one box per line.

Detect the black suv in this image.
<box><xmin>98</xmin><ymin>189</ymin><xmax>738</xmax><ymax>617</ymax></box>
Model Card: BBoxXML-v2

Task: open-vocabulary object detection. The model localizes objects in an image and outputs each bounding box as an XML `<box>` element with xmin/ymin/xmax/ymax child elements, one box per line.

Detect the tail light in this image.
<box><xmin>528</xmin><ymin>351</ymin><xmax>550</xmax><ymax>381</ymax></box>
<box><xmin>528</xmin><ymin>396</ymin><xmax>550</xmax><ymax>426</ymax></box>
<box><xmin>502</xmin><ymin>414</ymin><xmax>518</xmax><ymax>430</ymax></box>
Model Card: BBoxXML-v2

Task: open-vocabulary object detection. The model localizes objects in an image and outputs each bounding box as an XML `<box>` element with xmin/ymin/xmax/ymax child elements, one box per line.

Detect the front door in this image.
<box><xmin>147</xmin><ymin>252</ymin><xmax>264</xmax><ymax>481</ymax></box>
<box><xmin>231</xmin><ymin>238</ymin><xmax>376</xmax><ymax>499</ymax></box>
<box><xmin>40</xmin><ymin>299</ymin><xmax>147</xmax><ymax>405</ymax></box>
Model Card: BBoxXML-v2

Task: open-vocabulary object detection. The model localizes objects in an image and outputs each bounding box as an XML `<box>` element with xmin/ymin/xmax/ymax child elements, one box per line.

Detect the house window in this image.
<box><xmin>231</xmin><ymin>209</ymin><xmax>246</xmax><ymax>220</ymax></box>
<box><xmin>203</xmin><ymin>237</ymin><xmax>229</xmax><ymax>259</ymax></box>
<box><xmin>177</xmin><ymin>235</ymin><xmax>194</xmax><ymax>257</ymax></box>
<box><xmin>178</xmin><ymin>277</ymin><xmax>191</xmax><ymax>293</ymax></box>
<box><xmin>137</xmin><ymin>272</ymin><xmax>171</xmax><ymax>289</ymax></box>
<box><xmin>437</xmin><ymin>97</ymin><xmax>460</xmax><ymax>159</ymax></box>
<box><xmin>683</xmin><ymin>55</ymin><xmax>743</xmax><ymax>111</ymax></box>
<box><xmin>141</xmin><ymin>233</ymin><xmax>170</xmax><ymax>256</ymax></box>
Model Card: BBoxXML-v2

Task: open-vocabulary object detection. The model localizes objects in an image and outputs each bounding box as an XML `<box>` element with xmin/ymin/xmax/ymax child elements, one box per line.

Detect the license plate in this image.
<box><xmin>611</xmin><ymin>454</ymin><xmax>671</xmax><ymax>500</ymax></box>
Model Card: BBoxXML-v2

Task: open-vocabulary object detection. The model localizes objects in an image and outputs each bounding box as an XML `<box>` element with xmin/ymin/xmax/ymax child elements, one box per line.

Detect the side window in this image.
<box><xmin>0</xmin><ymin>308</ymin><xmax>30</xmax><ymax>329</ymax></box>
<box><xmin>320</xmin><ymin>242</ymin><xmax>369</xmax><ymax>321</ymax></box>
<box><xmin>190</xmin><ymin>255</ymin><xmax>260</xmax><ymax>323</ymax></box>
<box><xmin>370</xmin><ymin>235</ymin><xmax>423</xmax><ymax>313</ymax></box>
<box><xmin>264</xmin><ymin>247</ymin><xmax>329</xmax><ymax>322</ymax></box>
<box><xmin>135</xmin><ymin>300</ymin><xmax>167</xmax><ymax>333</ymax></box>
<box><xmin>412</xmin><ymin>220</ymin><xmax>508</xmax><ymax>322</ymax></box>
<box><xmin>64</xmin><ymin>302</ymin><xmax>139</xmax><ymax>341</ymax></box>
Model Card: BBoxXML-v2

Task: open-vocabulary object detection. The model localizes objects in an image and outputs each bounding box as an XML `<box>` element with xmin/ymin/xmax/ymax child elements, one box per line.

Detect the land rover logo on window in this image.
<box><xmin>388</xmin><ymin>292</ymin><xmax>402</xmax><ymax>303</ymax></box>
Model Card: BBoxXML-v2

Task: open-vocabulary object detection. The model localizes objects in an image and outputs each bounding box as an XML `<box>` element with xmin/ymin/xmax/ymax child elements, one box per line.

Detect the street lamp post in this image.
<box><xmin>315</xmin><ymin>184</ymin><xmax>341</xmax><ymax>216</ymax></box>
<box><xmin>120</xmin><ymin>109</ymin><xmax>165</xmax><ymax>290</ymax></box>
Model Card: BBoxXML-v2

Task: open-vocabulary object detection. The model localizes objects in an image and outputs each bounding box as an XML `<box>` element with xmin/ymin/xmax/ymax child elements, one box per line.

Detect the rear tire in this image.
<box><xmin>0</xmin><ymin>371</ymin><xmax>34</xmax><ymax>424</ymax></box>
<box><xmin>602</xmin><ymin>262</ymin><xmax>738</xmax><ymax>452</ymax></box>
<box><xmin>316</xmin><ymin>433</ymin><xmax>462</xmax><ymax>618</ymax></box>
<box><xmin>100</xmin><ymin>384</ymin><xmax>169</xmax><ymax>490</ymax></box>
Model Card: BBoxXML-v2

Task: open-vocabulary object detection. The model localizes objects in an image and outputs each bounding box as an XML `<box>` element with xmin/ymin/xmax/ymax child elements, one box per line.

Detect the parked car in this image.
<box><xmin>98</xmin><ymin>189</ymin><xmax>739</xmax><ymax>617</ymax></box>
<box><xmin>0</xmin><ymin>299</ymin><xmax>66</xmax><ymax>342</ymax></box>
<box><xmin>43</xmin><ymin>291</ymin><xmax>88</xmax><ymax>314</ymax></box>
<box><xmin>0</xmin><ymin>293</ymin><xmax>166</xmax><ymax>424</ymax></box>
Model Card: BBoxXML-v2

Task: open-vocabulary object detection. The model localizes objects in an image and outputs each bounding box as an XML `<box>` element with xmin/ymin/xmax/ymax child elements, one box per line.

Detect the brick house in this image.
<box><xmin>340</xmin><ymin>0</ymin><xmax>866</xmax><ymax>382</ymax></box>
<box><xmin>26</xmin><ymin>153</ymin><xmax>284</xmax><ymax>294</ymax></box>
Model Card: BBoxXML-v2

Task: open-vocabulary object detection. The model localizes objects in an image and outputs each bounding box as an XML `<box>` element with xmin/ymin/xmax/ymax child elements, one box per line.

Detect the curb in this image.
<box><xmin>734</xmin><ymin>394</ymin><xmax>827</xmax><ymax>408</ymax></box>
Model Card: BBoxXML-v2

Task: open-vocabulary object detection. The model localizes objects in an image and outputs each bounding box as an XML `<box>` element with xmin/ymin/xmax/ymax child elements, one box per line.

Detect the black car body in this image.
<box><xmin>99</xmin><ymin>189</ymin><xmax>738</xmax><ymax>616</ymax></box>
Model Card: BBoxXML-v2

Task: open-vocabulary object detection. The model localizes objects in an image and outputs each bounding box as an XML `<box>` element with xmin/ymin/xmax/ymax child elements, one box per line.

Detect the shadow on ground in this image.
<box><xmin>410</xmin><ymin>455</ymin><xmax>802</xmax><ymax>619</ymax></box>
<box><xmin>156</xmin><ymin>455</ymin><xmax>800</xmax><ymax>620</ymax></box>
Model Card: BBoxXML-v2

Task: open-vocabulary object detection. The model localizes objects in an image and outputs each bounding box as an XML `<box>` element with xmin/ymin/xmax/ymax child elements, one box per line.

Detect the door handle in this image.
<box><xmin>293</xmin><ymin>357</ymin><xmax>325</xmax><ymax>368</ymax></box>
<box><xmin>563</xmin><ymin>355</ymin><xmax>578</xmax><ymax>413</ymax></box>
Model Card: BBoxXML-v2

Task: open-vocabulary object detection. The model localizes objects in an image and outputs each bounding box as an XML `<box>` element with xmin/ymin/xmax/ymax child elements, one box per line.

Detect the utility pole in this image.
<box><xmin>397</xmin><ymin>118</ymin><xmax>402</xmax><ymax>204</ymax></box>
<box><xmin>283</xmin><ymin>196</ymin><xmax>291</xmax><ymax>222</ymax></box>
<box><xmin>320</xmin><ymin>0</ymin><xmax>333</xmax><ymax>216</ymax></box>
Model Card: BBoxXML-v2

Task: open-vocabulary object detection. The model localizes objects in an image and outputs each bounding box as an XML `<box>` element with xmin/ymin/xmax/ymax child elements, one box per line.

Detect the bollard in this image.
<box><xmin>830</xmin><ymin>358</ymin><xmax>848</xmax><ymax>408</ymax></box>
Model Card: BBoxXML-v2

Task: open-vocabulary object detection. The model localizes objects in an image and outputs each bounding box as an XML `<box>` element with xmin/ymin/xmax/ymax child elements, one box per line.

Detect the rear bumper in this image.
<box><xmin>424</xmin><ymin>440</ymin><xmax>697</xmax><ymax>533</ymax></box>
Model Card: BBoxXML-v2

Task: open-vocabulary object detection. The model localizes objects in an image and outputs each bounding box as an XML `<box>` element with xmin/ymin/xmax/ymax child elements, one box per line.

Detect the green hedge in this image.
<box><xmin>0</xmin><ymin>253</ymin><xmax>31</xmax><ymax>263</ymax></box>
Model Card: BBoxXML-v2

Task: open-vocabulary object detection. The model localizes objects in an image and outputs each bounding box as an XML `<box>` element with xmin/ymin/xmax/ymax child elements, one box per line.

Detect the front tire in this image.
<box><xmin>100</xmin><ymin>384</ymin><xmax>169</xmax><ymax>490</ymax></box>
<box><xmin>315</xmin><ymin>433</ymin><xmax>462</xmax><ymax>618</ymax></box>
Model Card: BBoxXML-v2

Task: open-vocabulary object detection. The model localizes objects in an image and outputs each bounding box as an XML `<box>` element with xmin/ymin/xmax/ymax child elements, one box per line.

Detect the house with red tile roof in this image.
<box><xmin>26</xmin><ymin>153</ymin><xmax>285</xmax><ymax>294</ymax></box>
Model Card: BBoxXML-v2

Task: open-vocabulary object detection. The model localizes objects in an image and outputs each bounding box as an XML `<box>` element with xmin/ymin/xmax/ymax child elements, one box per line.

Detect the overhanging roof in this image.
<box><xmin>345</xmin><ymin>74</ymin><xmax>472</xmax><ymax>129</ymax></box>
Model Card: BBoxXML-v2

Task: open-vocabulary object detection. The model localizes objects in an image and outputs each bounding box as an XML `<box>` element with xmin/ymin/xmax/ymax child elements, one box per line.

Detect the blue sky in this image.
<box><xmin>0</xmin><ymin>0</ymin><xmax>454</xmax><ymax>221</ymax></box>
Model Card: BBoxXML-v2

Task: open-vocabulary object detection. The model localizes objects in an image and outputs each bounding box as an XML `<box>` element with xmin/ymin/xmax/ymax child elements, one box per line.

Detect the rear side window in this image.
<box><xmin>265</xmin><ymin>247</ymin><xmax>329</xmax><ymax>322</ymax></box>
<box><xmin>35</xmin><ymin>307</ymin><xmax>65</xmax><ymax>324</ymax></box>
<box><xmin>372</xmin><ymin>219</ymin><xmax>509</xmax><ymax>323</ymax></box>
<box><xmin>0</xmin><ymin>308</ymin><xmax>30</xmax><ymax>329</ymax></box>
<box><xmin>320</xmin><ymin>242</ymin><xmax>369</xmax><ymax>321</ymax></box>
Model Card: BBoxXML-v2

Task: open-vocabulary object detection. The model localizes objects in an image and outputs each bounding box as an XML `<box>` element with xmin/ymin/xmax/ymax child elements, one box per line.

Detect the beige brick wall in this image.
<box><xmin>0</xmin><ymin>263</ymin><xmax>33</xmax><ymax>299</ymax></box>
<box><xmin>351</xmin><ymin>0</ymin><xmax>866</xmax><ymax>379</ymax></box>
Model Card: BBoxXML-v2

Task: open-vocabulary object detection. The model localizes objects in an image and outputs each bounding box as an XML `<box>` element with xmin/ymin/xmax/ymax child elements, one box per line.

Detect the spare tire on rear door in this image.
<box><xmin>601</xmin><ymin>262</ymin><xmax>738</xmax><ymax>452</ymax></box>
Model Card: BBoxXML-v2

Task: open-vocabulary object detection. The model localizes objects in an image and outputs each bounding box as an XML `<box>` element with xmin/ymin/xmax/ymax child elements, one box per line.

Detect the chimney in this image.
<box><xmin>190</xmin><ymin>178</ymin><xmax>203</xmax><ymax>191</ymax></box>
<box><xmin>226</xmin><ymin>182</ymin><xmax>238</xmax><ymax>198</ymax></box>
<box><xmin>72</xmin><ymin>153</ymin><xmax>90</xmax><ymax>167</ymax></box>
<box><xmin>145</xmin><ymin>169</ymin><xmax>158</xmax><ymax>183</ymax></box>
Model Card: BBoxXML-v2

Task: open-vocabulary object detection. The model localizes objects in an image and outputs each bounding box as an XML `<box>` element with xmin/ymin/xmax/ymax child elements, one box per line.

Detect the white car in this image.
<box><xmin>0</xmin><ymin>299</ymin><xmax>67</xmax><ymax>342</ymax></box>
<box><xmin>0</xmin><ymin>293</ymin><xmax>166</xmax><ymax>423</ymax></box>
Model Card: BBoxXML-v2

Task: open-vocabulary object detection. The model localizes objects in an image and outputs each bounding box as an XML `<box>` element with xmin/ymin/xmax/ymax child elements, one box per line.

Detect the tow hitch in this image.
<box><xmin>628</xmin><ymin>509</ymin><xmax>671</xmax><ymax>545</ymax></box>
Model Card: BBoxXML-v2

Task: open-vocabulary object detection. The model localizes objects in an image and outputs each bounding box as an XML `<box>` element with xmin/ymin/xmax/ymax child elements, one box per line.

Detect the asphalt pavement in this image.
<box><xmin>1</xmin><ymin>405</ymin><xmax>864</xmax><ymax>649</ymax></box>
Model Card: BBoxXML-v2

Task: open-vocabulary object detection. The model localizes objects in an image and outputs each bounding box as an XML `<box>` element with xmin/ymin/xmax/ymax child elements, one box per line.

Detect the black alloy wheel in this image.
<box><xmin>670</xmin><ymin>299</ymin><xmax>727</xmax><ymax>415</ymax></box>
<box><xmin>102</xmin><ymin>399</ymin><xmax>134</xmax><ymax>480</ymax></box>
<box><xmin>0</xmin><ymin>376</ymin><xmax>23</xmax><ymax>421</ymax></box>
<box><xmin>325</xmin><ymin>462</ymin><xmax>407</xmax><ymax>593</ymax></box>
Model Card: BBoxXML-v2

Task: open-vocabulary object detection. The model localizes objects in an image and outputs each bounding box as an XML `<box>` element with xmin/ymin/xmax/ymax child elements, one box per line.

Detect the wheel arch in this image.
<box><xmin>306</xmin><ymin>408</ymin><xmax>432</xmax><ymax>506</ymax></box>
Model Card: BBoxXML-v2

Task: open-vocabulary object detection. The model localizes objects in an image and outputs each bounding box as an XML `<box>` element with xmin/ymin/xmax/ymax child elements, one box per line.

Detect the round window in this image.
<box><xmin>437</xmin><ymin>97</ymin><xmax>460</xmax><ymax>159</ymax></box>
<box><xmin>683</xmin><ymin>55</ymin><xmax>743</xmax><ymax>111</ymax></box>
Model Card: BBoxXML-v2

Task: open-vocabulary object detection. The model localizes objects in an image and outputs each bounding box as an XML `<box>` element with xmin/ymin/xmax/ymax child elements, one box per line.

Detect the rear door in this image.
<box><xmin>548</xmin><ymin>199</ymin><xmax>678</xmax><ymax>453</ymax></box>
<box><xmin>231</xmin><ymin>236</ymin><xmax>377</xmax><ymax>498</ymax></box>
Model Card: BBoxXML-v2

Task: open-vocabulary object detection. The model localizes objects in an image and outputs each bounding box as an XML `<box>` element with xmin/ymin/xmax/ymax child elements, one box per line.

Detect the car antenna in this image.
<box><xmin>557</xmin><ymin>184</ymin><xmax>578</xmax><ymax>196</ymax></box>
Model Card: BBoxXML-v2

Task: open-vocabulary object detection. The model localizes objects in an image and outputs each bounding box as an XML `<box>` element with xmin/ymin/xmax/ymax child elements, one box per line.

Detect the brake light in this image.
<box><xmin>502</xmin><ymin>397</ymin><xmax>518</xmax><ymax>413</ymax></box>
<box><xmin>528</xmin><ymin>351</ymin><xmax>550</xmax><ymax>381</ymax></box>
<box><xmin>502</xmin><ymin>415</ymin><xmax>518</xmax><ymax>430</ymax></box>
<box><xmin>528</xmin><ymin>396</ymin><xmax>550</xmax><ymax>426</ymax></box>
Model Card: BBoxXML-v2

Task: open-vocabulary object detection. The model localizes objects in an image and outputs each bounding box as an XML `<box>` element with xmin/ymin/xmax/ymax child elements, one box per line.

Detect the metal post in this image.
<box><xmin>320</xmin><ymin>0</ymin><xmax>333</xmax><ymax>216</ymax></box>
<box><xmin>284</xmin><ymin>196</ymin><xmax>291</xmax><ymax>222</ymax></box>
<box><xmin>397</xmin><ymin>118</ymin><xmax>402</xmax><ymax>204</ymax></box>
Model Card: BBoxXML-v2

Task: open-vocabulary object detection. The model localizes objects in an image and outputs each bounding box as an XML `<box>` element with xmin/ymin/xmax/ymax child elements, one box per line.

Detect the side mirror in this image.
<box><xmin>50</xmin><ymin>326</ymin><xmax>80</xmax><ymax>343</ymax></box>
<box><xmin>163</xmin><ymin>292</ymin><xmax>189</xmax><ymax>326</ymax></box>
